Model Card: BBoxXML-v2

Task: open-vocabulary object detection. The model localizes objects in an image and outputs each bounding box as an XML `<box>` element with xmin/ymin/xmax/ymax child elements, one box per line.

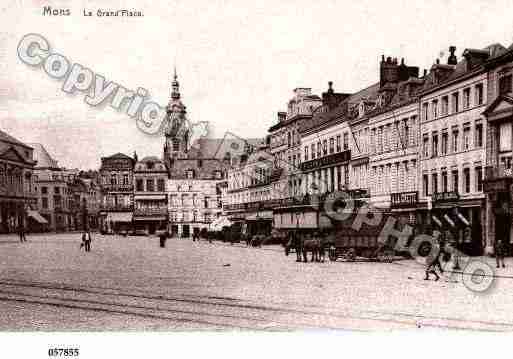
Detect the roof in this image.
<box><xmin>103</xmin><ymin>152</ymin><xmax>133</xmax><ymax>160</ymax></box>
<box><xmin>188</xmin><ymin>137</ymin><xmax>263</xmax><ymax>160</ymax></box>
<box><xmin>167</xmin><ymin>158</ymin><xmax>227</xmax><ymax>180</ymax></box>
<box><xmin>0</xmin><ymin>129</ymin><xmax>32</xmax><ymax>149</ymax></box>
<box><xmin>139</xmin><ymin>156</ymin><xmax>163</xmax><ymax>163</ymax></box>
<box><xmin>28</xmin><ymin>143</ymin><xmax>59</xmax><ymax>169</ymax></box>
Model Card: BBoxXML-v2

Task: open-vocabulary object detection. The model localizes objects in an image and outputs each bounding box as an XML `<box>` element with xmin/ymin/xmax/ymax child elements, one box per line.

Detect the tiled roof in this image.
<box><xmin>167</xmin><ymin>158</ymin><xmax>228</xmax><ymax>180</ymax></box>
<box><xmin>104</xmin><ymin>152</ymin><xmax>133</xmax><ymax>160</ymax></box>
<box><xmin>188</xmin><ymin>137</ymin><xmax>263</xmax><ymax>160</ymax></box>
<box><xmin>28</xmin><ymin>143</ymin><xmax>59</xmax><ymax>169</ymax></box>
<box><xmin>0</xmin><ymin>129</ymin><xmax>31</xmax><ymax>148</ymax></box>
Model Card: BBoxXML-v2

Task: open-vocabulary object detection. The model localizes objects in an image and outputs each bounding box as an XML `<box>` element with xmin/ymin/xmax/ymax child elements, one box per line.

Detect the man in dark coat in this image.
<box><xmin>159</xmin><ymin>231</ymin><xmax>168</xmax><ymax>248</ymax></box>
<box><xmin>18</xmin><ymin>223</ymin><xmax>26</xmax><ymax>242</ymax></box>
<box><xmin>495</xmin><ymin>239</ymin><xmax>506</xmax><ymax>268</ymax></box>
<box><xmin>425</xmin><ymin>232</ymin><xmax>444</xmax><ymax>281</ymax></box>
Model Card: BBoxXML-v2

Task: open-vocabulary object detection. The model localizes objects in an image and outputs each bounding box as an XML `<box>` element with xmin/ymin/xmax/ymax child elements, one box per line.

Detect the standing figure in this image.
<box><xmin>83</xmin><ymin>231</ymin><xmax>92</xmax><ymax>252</ymax></box>
<box><xmin>495</xmin><ymin>239</ymin><xmax>506</xmax><ymax>268</ymax></box>
<box><xmin>18</xmin><ymin>223</ymin><xmax>26</xmax><ymax>243</ymax></box>
<box><xmin>424</xmin><ymin>238</ymin><xmax>444</xmax><ymax>281</ymax></box>
<box><xmin>159</xmin><ymin>231</ymin><xmax>168</xmax><ymax>248</ymax></box>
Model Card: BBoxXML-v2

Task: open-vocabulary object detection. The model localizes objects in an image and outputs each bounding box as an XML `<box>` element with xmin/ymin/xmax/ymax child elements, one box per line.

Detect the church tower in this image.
<box><xmin>163</xmin><ymin>67</ymin><xmax>190</xmax><ymax>160</ymax></box>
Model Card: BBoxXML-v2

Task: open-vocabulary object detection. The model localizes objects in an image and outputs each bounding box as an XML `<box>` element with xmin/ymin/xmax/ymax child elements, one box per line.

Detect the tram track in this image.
<box><xmin>1</xmin><ymin>278</ymin><xmax>512</xmax><ymax>331</ymax></box>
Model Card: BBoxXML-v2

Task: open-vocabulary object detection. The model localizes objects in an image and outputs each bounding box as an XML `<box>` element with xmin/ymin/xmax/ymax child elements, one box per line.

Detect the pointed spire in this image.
<box><xmin>171</xmin><ymin>66</ymin><xmax>180</xmax><ymax>100</ymax></box>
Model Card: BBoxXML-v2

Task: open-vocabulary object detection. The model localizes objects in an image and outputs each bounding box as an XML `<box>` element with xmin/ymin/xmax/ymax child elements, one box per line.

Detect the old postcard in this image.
<box><xmin>1</xmin><ymin>0</ymin><xmax>513</xmax><ymax>358</ymax></box>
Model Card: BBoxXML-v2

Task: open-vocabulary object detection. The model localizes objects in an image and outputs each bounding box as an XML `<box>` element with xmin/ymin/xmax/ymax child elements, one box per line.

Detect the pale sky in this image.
<box><xmin>1</xmin><ymin>0</ymin><xmax>513</xmax><ymax>169</ymax></box>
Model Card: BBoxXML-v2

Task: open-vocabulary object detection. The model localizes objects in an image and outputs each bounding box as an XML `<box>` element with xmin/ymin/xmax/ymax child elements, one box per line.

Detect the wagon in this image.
<box><xmin>324</xmin><ymin>214</ymin><xmax>396</xmax><ymax>263</ymax></box>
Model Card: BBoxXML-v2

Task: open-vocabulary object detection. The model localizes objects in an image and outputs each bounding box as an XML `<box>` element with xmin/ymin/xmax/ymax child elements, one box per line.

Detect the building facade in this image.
<box><xmin>483</xmin><ymin>43</ymin><xmax>513</xmax><ymax>254</ymax></box>
<box><xmin>0</xmin><ymin>130</ymin><xmax>37</xmax><ymax>233</ymax></box>
<box><xmin>99</xmin><ymin>152</ymin><xmax>135</xmax><ymax>233</ymax></box>
<box><xmin>133</xmin><ymin>156</ymin><xmax>168</xmax><ymax>234</ymax></box>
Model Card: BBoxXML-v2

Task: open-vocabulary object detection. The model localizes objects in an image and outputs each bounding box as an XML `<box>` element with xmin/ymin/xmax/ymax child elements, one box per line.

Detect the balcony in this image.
<box><xmin>101</xmin><ymin>184</ymin><xmax>134</xmax><ymax>192</ymax></box>
<box><xmin>484</xmin><ymin>165</ymin><xmax>513</xmax><ymax>193</ymax></box>
<box><xmin>485</xmin><ymin>165</ymin><xmax>513</xmax><ymax>181</ymax></box>
<box><xmin>133</xmin><ymin>207</ymin><xmax>168</xmax><ymax>217</ymax></box>
<box><xmin>100</xmin><ymin>204</ymin><xmax>133</xmax><ymax>212</ymax></box>
<box><xmin>391</xmin><ymin>191</ymin><xmax>418</xmax><ymax>208</ymax></box>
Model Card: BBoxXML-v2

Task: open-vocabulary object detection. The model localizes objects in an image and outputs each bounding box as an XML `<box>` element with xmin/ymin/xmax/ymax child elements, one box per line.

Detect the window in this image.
<box><xmin>404</xmin><ymin>119</ymin><xmax>410</xmax><ymax>147</ymax></box>
<box><xmin>336</xmin><ymin>135</ymin><xmax>341</xmax><ymax>152</ymax></box>
<box><xmin>431</xmin><ymin>173</ymin><xmax>438</xmax><ymax>194</ymax></box>
<box><xmin>136</xmin><ymin>179</ymin><xmax>144</xmax><ymax>191</ymax></box>
<box><xmin>499</xmin><ymin>74</ymin><xmax>512</xmax><ymax>95</ymax></box>
<box><xmin>452</xmin><ymin>92</ymin><xmax>459</xmax><ymax>113</ymax></box>
<box><xmin>476</xmin><ymin>166</ymin><xmax>483</xmax><ymax>192</ymax></box>
<box><xmin>378</xmin><ymin>127</ymin><xmax>383</xmax><ymax>153</ymax></box>
<box><xmin>463</xmin><ymin>88</ymin><xmax>471</xmax><ymax>109</ymax></box>
<box><xmin>41</xmin><ymin>186</ymin><xmax>47</xmax><ymax>194</ymax></box>
<box><xmin>441</xmin><ymin>130</ymin><xmax>448</xmax><ymax>155</ymax></box>
<box><xmin>423</xmin><ymin>134</ymin><xmax>429</xmax><ymax>157</ymax></box>
<box><xmin>287</xmin><ymin>132</ymin><xmax>291</xmax><ymax>147</ymax></box>
<box><xmin>422</xmin><ymin>103</ymin><xmax>429</xmax><ymax>121</ymax></box>
<box><xmin>322</xmin><ymin>140</ymin><xmax>327</xmax><ymax>156</ymax></box>
<box><xmin>186</xmin><ymin>170</ymin><xmax>194</xmax><ymax>179</ymax></box>
<box><xmin>475</xmin><ymin>122</ymin><xmax>483</xmax><ymax>148</ymax></box>
<box><xmin>54</xmin><ymin>187</ymin><xmax>60</xmax><ymax>194</ymax></box>
<box><xmin>432</xmin><ymin>132</ymin><xmax>438</xmax><ymax>157</ymax></box>
<box><xmin>110</xmin><ymin>174</ymin><xmax>117</xmax><ymax>185</ymax></box>
<box><xmin>463</xmin><ymin>124</ymin><xmax>471</xmax><ymax>151</ymax></box>
<box><xmin>344</xmin><ymin>164</ymin><xmax>349</xmax><ymax>186</ymax></box>
<box><xmin>311</xmin><ymin>144</ymin><xmax>315</xmax><ymax>159</ymax></box>
<box><xmin>499</xmin><ymin>123</ymin><xmax>512</xmax><ymax>152</ymax></box>
<box><xmin>317</xmin><ymin>141</ymin><xmax>321</xmax><ymax>157</ymax></box>
<box><xmin>123</xmin><ymin>174</ymin><xmax>129</xmax><ymax>185</ymax></box>
<box><xmin>464</xmin><ymin>168</ymin><xmax>470</xmax><ymax>193</ymax></box>
<box><xmin>452</xmin><ymin>127</ymin><xmax>459</xmax><ymax>153</ymax></box>
<box><xmin>441</xmin><ymin>96</ymin><xmax>449</xmax><ymax>116</ymax></box>
<box><xmin>343</xmin><ymin>133</ymin><xmax>349</xmax><ymax>150</ymax></box>
<box><xmin>172</xmin><ymin>139</ymin><xmax>180</xmax><ymax>151</ymax></box>
<box><xmin>329</xmin><ymin>137</ymin><xmax>334</xmax><ymax>154</ymax></box>
<box><xmin>42</xmin><ymin>197</ymin><xmax>48</xmax><ymax>209</ymax></box>
<box><xmin>452</xmin><ymin>169</ymin><xmax>459</xmax><ymax>193</ymax></box>
<box><xmin>475</xmin><ymin>83</ymin><xmax>484</xmax><ymax>105</ymax></box>
<box><xmin>157</xmin><ymin>179</ymin><xmax>165</xmax><ymax>192</ymax></box>
<box><xmin>423</xmin><ymin>174</ymin><xmax>429</xmax><ymax>196</ymax></box>
<box><xmin>146</xmin><ymin>179</ymin><xmax>154</xmax><ymax>192</ymax></box>
<box><xmin>442</xmin><ymin>170</ymin><xmax>448</xmax><ymax>192</ymax></box>
<box><xmin>432</xmin><ymin>99</ymin><xmax>438</xmax><ymax>118</ymax></box>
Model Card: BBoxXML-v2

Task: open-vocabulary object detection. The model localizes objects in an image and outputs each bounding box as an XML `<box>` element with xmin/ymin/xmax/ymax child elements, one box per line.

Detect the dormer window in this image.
<box><xmin>359</xmin><ymin>102</ymin><xmax>365</xmax><ymax>117</ymax></box>
<box><xmin>186</xmin><ymin>169</ymin><xmax>195</xmax><ymax>179</ymax></box>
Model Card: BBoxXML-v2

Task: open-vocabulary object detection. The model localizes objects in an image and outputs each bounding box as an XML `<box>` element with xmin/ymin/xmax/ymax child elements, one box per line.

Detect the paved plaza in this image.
<box><xmin>1</xmin><ymin>233</ymin><xmax>513</xmax><ymax>331</ymax></box>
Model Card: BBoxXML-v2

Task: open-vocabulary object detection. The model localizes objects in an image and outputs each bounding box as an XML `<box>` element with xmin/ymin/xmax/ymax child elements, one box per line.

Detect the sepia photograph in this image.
<box><xmin>1</xmin><ymin>0</ymin><xmax>513</xmax><ymax>358</ymax></box>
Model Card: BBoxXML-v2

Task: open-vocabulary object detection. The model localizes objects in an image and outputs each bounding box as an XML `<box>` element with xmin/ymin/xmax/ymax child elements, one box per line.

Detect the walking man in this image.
<box><xmin>83</xmin><ymin>231</ymin><xmax>92</xmax><ymax>252</ymax></box>
<box><xmin>495</xmin><ymin>239</ymin><xmax>506</xmax><ymax>269</ymax></box>
<box><xmin>425</xmin><ymin>233</ymin><xmax>444</xmax><ymax>281</ymax></box>
<box><xmin>18</xmin><ymin>223</ymin><xmax>26</xmax><ymax>243</ymax></box>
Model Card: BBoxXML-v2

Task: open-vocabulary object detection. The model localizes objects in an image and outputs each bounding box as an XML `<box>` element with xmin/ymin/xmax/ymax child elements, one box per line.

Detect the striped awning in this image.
<box><xmin>27</xmin><ymin>210</ymin><xmax>48</xmax><ymax>224</ymax></box>
<box><xmin>106</xmin><ymin>212</ymin><xmax>133</xmax><ymax>222</ymax></box>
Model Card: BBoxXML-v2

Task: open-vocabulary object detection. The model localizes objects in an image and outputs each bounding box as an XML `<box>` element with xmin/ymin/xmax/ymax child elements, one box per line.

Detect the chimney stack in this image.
<box><xmin>447</xmin><ymin>46</ymin><xmax>457</xmax><ymax>65</ymax></box>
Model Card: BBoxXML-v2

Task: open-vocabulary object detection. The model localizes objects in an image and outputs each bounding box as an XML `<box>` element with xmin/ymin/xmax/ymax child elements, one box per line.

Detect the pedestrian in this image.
<box><xmin>495</xmin><ymin>239</ymin><xmax>506</xmax><ymax>269</ymax></box>
<box><xmin>18</xmin><ymin>223</ymin><xmax>26</xmax><ymax>243</ymax></box>
<box><xmin>83</xmin><ymin>231</ymin><xmax>92</xmax><ymax>252</ymax></box>
<box><xmin>159</xmin><ymin>231</ymin><xmax>168</xmax><ymax>248</ymax></box>
<box><xmin>425</xmin><ymin>233</ymin><xmax>444</xmax><ymax>281</ymax></box>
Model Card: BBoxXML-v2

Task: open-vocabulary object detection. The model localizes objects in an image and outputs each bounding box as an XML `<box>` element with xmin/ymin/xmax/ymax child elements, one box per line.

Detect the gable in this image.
<box><xmin>494</xmin><ymin>100</ymin><xmax>513</xmax><ymax>112</ymax></box>
<box><xmin>0</xmin><ymin>146</ymin><xmax>29</xmax><ymax>164</ymax></box>
<box><xmin>484</xmin><ymin>95</ymin><xmax>513</xmax><ymax>122</ymax></box>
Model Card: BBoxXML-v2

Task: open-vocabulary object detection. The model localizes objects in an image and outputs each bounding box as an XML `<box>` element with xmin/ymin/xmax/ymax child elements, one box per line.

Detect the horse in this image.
<box><xmin>300</xmin><ymin>235</ymin><xmax>321</xmax><ymax>262</ymax></box>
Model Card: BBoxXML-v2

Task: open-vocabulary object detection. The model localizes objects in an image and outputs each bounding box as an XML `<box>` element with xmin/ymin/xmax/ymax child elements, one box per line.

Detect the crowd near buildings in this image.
<box><xmin>2</xmin><ymin>39</ymin><xmax>513</xmax><ymax>256</ymax></box>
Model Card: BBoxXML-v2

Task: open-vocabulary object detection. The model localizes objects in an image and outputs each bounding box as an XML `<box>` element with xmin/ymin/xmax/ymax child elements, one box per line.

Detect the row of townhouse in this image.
<box><xmin>224</xmin><ymin>41</ymin><xmax>513</xmax><ymax>256</ymax></box>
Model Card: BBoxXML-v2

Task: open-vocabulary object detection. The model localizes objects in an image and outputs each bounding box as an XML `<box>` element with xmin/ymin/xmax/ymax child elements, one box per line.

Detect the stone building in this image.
<box><xmin>98</xmin><ymin>152</ymin><xmax>135</xmax><ymax>233</ymax></box>
<box><xmin>482</xmin><ymin>43</ymin><xmax>513</xmax><ymax>254</ymax></box>
<box><xmin>419</xmin><ymin>44</ymin><xmax>507</xmax><ymax>255</ymax></box>
<box><xmin>366</xmin><ymin>56</ymin><xmax>423</xmax><ymax>226</ymax></box>
<box><xmin>31</xmin><ymin>143</ymin><xmax>72</xmax><ymax>231</ymax></box>
<box><xmin>0</xmin><ymin>130</ymin><xmax>37</xmax><ymax>233</ymax></box>
<box><xmin>133</xmin><ymin>156</ymin><xmax>168</xmax><ymax>234</ymax></box>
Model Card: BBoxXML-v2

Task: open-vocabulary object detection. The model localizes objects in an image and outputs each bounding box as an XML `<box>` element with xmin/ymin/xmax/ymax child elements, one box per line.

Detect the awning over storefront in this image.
<box><xmin>106</xmin><ymin>212</ymin><xmax>133</xmax><ymax>222</ymax></box>
<box><xmin>133</xmin><ymin>216</ymin><xmax>166</xmax><ymax>221</ymax></box>
<box><xmin>443</xmin><ymin>214</ymin><xmax>455</xmax><ymax>228</ymax></box>
<box><xmin>431</xmin><ymin>215</ymin><xmax>443</xmax><ymax>228</ymax></box>
<box><xmin>27</xmin><ymin>210</ymin><xmax>48</xmax><ymax>224</ymax></box>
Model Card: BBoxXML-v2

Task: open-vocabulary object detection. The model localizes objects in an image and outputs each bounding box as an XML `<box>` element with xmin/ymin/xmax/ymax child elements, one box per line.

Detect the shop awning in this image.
<box><xmin>431</xmin><ymin>215</ymin><xmax>443</xmax><ymax>227</ymax></box>
<box><xmin>27</xmin><ymin>210</ymin><xmax>48</xmax><ymax>224</ymax></box>
<box><xmin>106</xmin><ymin>212</ymin><xmax>133</xmax><ymax>222</ymax></box>
<box><xmin>455</xmin><ymin>211</ymin><xmax>470</xmax><ymax>226</ymax></box>
<box><xmin>443</xmin><ymin>214</ymin><xmax>455</xmax><ymax>228</ymax></box>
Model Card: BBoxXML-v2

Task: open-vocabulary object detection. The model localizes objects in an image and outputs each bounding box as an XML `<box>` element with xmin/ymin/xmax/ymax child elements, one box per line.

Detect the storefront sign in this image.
<box><xmin>300</xmin><ymin>150</ymin><xmax>350</xmax><ymax>171</ymax></box>
<box><xmin>483</xmin><ymin>179</ymin><xmax>510</xmax><ymax>193</ymax></box>
<box><xmin>433</xmin><ymin>191</ymin><xmax>459</xmax><ymax>202</ymax></box>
